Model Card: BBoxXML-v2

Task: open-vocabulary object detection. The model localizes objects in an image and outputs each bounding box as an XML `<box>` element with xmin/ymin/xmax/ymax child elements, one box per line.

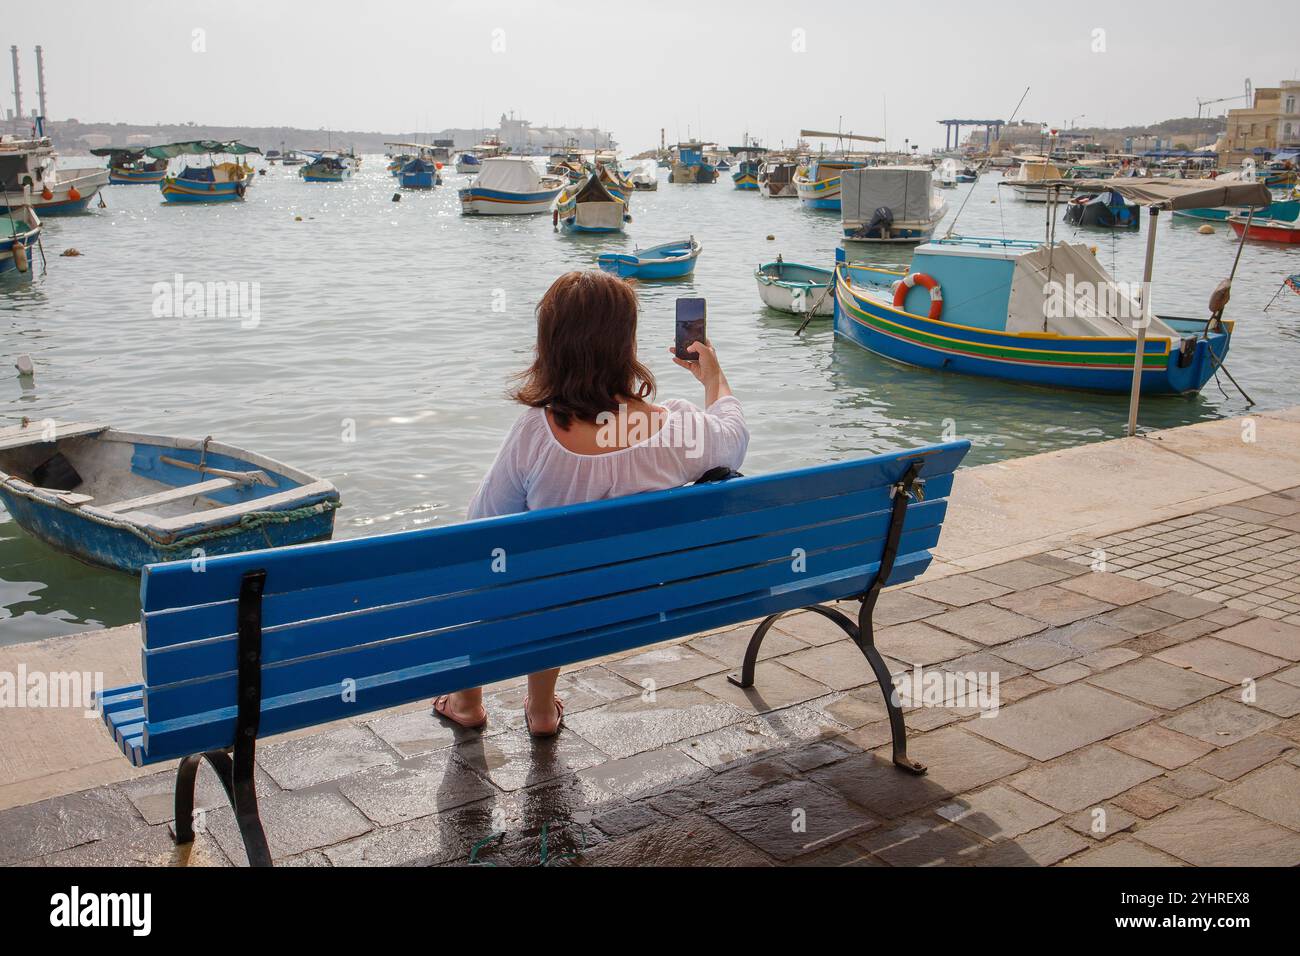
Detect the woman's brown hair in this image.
<box><xmin>514</xmin><ymin>271</ymin><xmax>656</xmax><ymax>429</ymax></box>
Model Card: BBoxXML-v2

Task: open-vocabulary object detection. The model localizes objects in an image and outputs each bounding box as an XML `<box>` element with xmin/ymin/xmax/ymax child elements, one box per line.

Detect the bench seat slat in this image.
<box><xmin>136</xmin><ymin>547</ymin><xmax>936</xmax><ymax>763</ymax></box>
<box><xmin>140</xmin><ymin>444</ymin><xmax>968</xmax><ymax>613</ymax></box>
<box><xmin>141</xmin><ymin>473</ymin><xmax>954</xmax><ymax>650</ymax></box>
<box><xmin>141</xmin><ymin>522</ymin><xmax>941</xmax><ymax>724</ymax></box>
<box><xmin>141</xmin><ymin>497</ymin><xmax>950</xmax><ymax>687</ymax></box>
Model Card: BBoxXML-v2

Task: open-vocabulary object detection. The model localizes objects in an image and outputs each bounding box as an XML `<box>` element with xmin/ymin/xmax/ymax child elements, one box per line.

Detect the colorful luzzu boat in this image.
<box><xmin>794</xmin><ymin>158</ymin><xmax>868</xmax><ymax>210</ymax></box>
<box><xmin>155</xmin><ymin>141</ymin><xmax>260</xmax><ymax>204</ymax></box>
<box><xmin>91</xmin><ymin>147</ymin><xmax>169</xmax><ymax>184</ymax></box>
<box><xmin>555</xmin><ymin>170</ymin><xmax>629</xmax><ymax>233</ymax></box>
<box><xmin>0</xmin><ymin>206</ymin><xmax>41</xmax><ymax>277</ymax></box>
<box><xmin>834</xmin><ymin>177</ymin><xmax>1272</xmax><ymax>410</ymax></box>
<box><xmin>458</xmin><ymin>157</ymin><xmax>565</xmax><ymax>215</ymax></box>
<box><xmin>834</xmin><ymin>238</ymin><xmax>1228</xmax><ymax>394</ymax></box>
<box><xmin>299</xmin><ymin>152</ymin><xmax>352</xmax><ymax>182</ymax></box>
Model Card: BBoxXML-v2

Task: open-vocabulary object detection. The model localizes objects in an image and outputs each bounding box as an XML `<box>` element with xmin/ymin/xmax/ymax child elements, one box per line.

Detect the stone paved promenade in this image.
<box><xmin>3</xmin><ymin>485</ymin><xmax>1298</xmax><ymax>867</ymax></box>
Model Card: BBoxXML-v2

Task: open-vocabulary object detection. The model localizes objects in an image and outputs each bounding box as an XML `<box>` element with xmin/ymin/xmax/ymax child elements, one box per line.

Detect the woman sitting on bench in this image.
<box><xmin>434</xmin><ymin>270</ymin><xmax>750</xmax><ymax>738</ymax></box>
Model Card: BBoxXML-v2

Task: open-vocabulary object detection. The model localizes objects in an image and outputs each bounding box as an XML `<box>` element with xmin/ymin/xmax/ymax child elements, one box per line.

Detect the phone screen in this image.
<box><xmin>675</xmin><ymin>298</ymin><xmax>707</xmax><ymax>362</ymax></box>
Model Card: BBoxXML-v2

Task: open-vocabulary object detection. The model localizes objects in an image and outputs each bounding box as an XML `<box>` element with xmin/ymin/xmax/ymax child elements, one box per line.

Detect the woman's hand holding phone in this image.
<box><xmin>671</xmin><ymin>340</ymin><xmax>731</xmax><ymax>406</ymax></box>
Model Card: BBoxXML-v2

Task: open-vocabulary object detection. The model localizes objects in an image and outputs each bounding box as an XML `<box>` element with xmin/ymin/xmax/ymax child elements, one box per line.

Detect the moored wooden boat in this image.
<box><xmin>0</xmin><ymin>421</ymin><xmax>340</xmax><ymax>573</ymax></box>
<box><xmin>300</xmin><ymin>153</ymin><xmax>352</xmax><ymax>182</ymax></box>
<box><xmin>156</xmin><ymin>141</ymin><xmax>260</xmax><ymax>204</ymax></box>
<box><xmin>755</xmin><ymin>257</ymin><xmax>834</xmax><ymax>315</ymax></box>
<box><xmin>841</xmin><ymin>167</ymin><xmax>948</xmax><ymax>244</ymax></box>
<box><xmin>0</xmin><ymin>131</ymin><xmax>109</xmax><ymax>215</ymax></box>
<box><xmin>668</xmin><ymin>142</ymin><xmax>718</xmax><ymax>184</ymax></box>
<box><xmin>758</xmin><ymin>160</ymin><xmax>798</xmax><ymax>198</ymax></box>
<box><xmin>555</xmin><ymin>171</ymin><xmax>629</xmax><ymax>233</ymax></box>
<box><xmin>833</xmin><ymin>229</ymin><xmax>1233</xmax><ymax>395</ymax></box>
<box><xmin>92</xmin><ymin>147</ymin><xmax>169</xmax><ymax>184</ymax></box>
<box><xmin>458</xmin><ymin>158</ymin><xmax>565</xmax><ymax>215</ymax></box>
<box><xmin>1227</xmin><ymin>215</ymin><xmax>1300</xmax><ymax>244</ymax></box>
<box><xmin>597</xmin><ymin>237</ymin><xmax>701</xmax><ymax>279</ymax></box>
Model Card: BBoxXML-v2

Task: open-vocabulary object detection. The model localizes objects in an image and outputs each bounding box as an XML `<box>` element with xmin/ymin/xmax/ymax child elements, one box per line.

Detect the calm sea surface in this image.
<box><xmin>3</xmin><ymin>157</ymin><xmax>1299</xmax><ymax>643</ymax></box>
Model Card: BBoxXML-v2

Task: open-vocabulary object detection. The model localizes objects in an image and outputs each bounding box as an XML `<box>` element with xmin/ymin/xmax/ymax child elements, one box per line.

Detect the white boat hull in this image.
<box><xmin>756</xmin><ymin>278</ymin><xmax>834</xmax><ymax>315</ymax></box>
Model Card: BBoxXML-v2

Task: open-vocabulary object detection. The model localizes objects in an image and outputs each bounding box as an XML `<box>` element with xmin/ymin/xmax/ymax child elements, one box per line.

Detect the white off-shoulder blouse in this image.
<box><xmin>467</xmin><ymin>396</ymin><xmax>749</xmax><ymax>519</ymax></box>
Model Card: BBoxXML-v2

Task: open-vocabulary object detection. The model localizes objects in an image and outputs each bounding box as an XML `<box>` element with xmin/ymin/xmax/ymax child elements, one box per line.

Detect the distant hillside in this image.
<box><xmin>36</xmin><ymin>119</ymin><xmax>493</xmax><ymax>154</ymax></box>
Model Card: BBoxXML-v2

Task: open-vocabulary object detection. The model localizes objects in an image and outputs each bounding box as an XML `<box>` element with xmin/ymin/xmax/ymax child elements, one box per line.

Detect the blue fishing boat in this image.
<box><xmin>0</xmin><ymin>206</ymin><xmax>40</xmax><ymax>277</ymax></box>
<box><xmin>1173</xmin><ymin>194</ymin><xmax>1299</xmax><ymax>224</ymax></box>
<box><xmin>0</xmin><ymin>421</ymin><xmax>340</xmax><ymax>574</ymax></box>
<box><xmin>597</xmin><ymin>237</ymin><xmax>701</xmax><ymax>279</ymax></box>
<box><xmin>668</xmin><ymin>142</ymin><xmax>718</xmax><ymax>184</ymax></box>
<box><xmin>956</xmin><ymin>166</ymin><xmax>978</xmax><ymax>184</ymax></box>
<box><xmin>156</xmin><ymin>141</ymin><xmax>260</xmax><ymax>204</ymax></box>
<box><xmin>399</xmin><ymin>157</ymin><xmax>439</xmax><ymax>189</ymax></box>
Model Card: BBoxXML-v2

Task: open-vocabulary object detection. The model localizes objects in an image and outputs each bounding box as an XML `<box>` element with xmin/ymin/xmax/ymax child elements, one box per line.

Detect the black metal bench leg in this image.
<box><xmin>728</xmin><ymin>605</ymin><xmax>858</xmax><ymax>688</ymax></box>
<box><xmin>171</xmin><ymin>567</ymin><xmax>273</xmax><ymax>866</ymax></box>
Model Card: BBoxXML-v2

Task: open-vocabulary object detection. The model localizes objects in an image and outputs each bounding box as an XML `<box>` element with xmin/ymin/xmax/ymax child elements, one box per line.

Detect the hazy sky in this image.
<box><xmin>7</xmin><ymin>0</ymin><xmax>1297</xmax><ymax>152</ymax></box>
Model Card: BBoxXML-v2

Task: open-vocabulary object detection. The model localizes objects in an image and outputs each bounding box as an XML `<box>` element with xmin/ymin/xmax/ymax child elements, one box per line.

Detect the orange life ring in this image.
<box><xmin>892</xmin><ymin>272</ymin><xmax>944</xmax><ymax>320</ymax></box>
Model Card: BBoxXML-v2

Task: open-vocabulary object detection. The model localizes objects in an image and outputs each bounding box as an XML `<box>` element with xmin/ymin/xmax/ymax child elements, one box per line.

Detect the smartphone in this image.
<box><xmin>675</xmin><ymin>298</ymin><xmax>707</xmax><ymax>362</ymax></box>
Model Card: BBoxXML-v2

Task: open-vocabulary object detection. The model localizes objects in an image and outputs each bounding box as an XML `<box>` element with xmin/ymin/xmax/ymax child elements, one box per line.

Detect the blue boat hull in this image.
<box><xmin>0</xmin><ymin>231</ymin><xmax>39</xmax><ymax>275</ymax></box>
<box><xmin>400</xmin><ymin>172</ymin><xmax>436</xmax><ymax>188</ymax></box>
<box><xmin>0</xmin><ymin>195</ymin><xmax>94</xmax><ymax>215</ymax></box>
<box><xmin>834</xmin><ymin>271</ymin><xmax>1230</xmax><ymax>395</ymax></box>
<box><xmin>0</xmin><ymin>486</ymin><xmax>337</xmax><ymax>574</ymax></box>
<box><xmin>599</xmin><ymin>259</ymin><xmax>696</xmax><ymax>279</ymax></box>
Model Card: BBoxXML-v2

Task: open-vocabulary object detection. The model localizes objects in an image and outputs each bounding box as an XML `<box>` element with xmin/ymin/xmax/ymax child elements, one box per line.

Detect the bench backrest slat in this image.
<box><xmin>140</xmin><ymin>493</ymin><xmax>951</xmax><ymax>687</ymax></box>
<box><xmin>140</xmin><ymin>444</ymin><xmax>967</xmax><ymax>612</ymax></box>
<box><xmin>141</xmin><ymin>473</ymin><xmax>954</xmax><ymax>650</ymax></box>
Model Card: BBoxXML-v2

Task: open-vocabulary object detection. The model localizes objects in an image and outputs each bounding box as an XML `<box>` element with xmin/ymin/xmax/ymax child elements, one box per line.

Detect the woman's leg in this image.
<box><xmin>525</xmin><ymin>668</ymin><xmax>563</xmax><ymax>734</ymax></box>
<box><xmin>434</xmin><ymin>688</ymin><xmax>487</xmax><ymax>728</ymax></box>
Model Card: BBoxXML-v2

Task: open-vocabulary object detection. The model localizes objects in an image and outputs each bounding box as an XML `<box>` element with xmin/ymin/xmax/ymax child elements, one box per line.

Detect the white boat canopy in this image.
<box><xmin>475</xmin><ymin>157</ymin><xmax>546</xmax><ymax>192</ymax></box>
<box><xmin>841</xmin><ymin>167</ymin><xmax>935</xmax><ymax>221</ymax></box>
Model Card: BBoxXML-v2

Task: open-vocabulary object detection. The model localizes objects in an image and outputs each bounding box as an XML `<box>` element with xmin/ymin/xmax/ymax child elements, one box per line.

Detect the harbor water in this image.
<box><xmin>3</xmin><ymin>158</ymin><xmax>1299</xmax><ymax>643</ymax></box>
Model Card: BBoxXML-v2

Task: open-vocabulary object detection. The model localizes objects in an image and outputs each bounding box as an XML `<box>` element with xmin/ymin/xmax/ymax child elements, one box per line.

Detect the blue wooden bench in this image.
<box><xmin>96</xmin><ymin>441</ymin><xmax>969</xmax><ymax>865</ymax></box>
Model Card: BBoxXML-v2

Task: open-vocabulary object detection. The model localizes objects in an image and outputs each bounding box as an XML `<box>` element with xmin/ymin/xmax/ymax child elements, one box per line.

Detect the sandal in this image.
<box><xmin>524</xmin><ymin>696</ymin><xmax>564</xmax><ymax>739</ymax></box>
<box><xmin>433</xmin><ymin>695</ymin><xmax>488</xmax><ymax>731</ymax></box>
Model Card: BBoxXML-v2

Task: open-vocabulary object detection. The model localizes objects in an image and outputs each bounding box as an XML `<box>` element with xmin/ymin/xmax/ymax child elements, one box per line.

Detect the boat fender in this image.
<box><xmin>41</xmin><ymin>187</ymin><xmax>54</xmax><ymax>201</ymax></box>
<box><xmin>893</xmin><ymin>273</ymin><xmax>944</xmax><ymax>320</ymax></box>
<box><xmin>68</xmin><ymin>186</ymin><xmax>82</xmax><ymax>202</ymax></box>
<box><xmin>13</xmin><ymin>240</ymin><xmax>28</xmax><ymax>274</ymax></box>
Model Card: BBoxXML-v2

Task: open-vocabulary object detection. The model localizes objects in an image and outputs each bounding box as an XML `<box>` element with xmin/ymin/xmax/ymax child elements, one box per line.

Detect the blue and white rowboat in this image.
<box><xmin>597</xmin><ymin>238</ymin><xmax>701</xmax><ymax>279</ymax></box>
<box><xmin>0</xmin><ymin>421</ymin><xmax>340</xmax><ymax>573</ymax></box>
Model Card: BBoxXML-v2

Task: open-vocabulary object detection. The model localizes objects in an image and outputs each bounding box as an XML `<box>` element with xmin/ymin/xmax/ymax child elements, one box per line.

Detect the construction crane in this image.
<box><xmin>1197</xmin><ymin>79</ymin><xmax>1253</xmax><ymax>119</ymax></box>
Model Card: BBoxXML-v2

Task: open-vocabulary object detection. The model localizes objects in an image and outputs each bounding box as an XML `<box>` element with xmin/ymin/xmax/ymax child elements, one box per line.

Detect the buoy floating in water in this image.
<box><xmin>1198</xmin><ymin>224</ymin><xmax>1215</xmax><ymax>235</ymax></box>
<box><xmin>766</xmin><ymin>234</ymin><xmax>775</xmax><ymax>240</ymax></box>
<box><xmin>294</xmin><ymin>215</ymin><xmax>303</xmax><ymax>221</ymax></box>
<box><xmin>15</xmin><ymin>355</ymin><xmax>34</xmax><ymax>378</ymax></box>
<box><xmin>60</xmin><ymin>248</ymin><xmax>82</xmax><ymax>257</ymax></box>
<box><xmin>392</xmin><ymin>193</ymin><xmax>401</xmax><ymax>202</ymax></box>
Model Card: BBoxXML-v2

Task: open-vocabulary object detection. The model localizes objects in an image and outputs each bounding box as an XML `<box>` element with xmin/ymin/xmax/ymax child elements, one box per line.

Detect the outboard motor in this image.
<box><xmin>864</xmin><ymin>206</ymin><xmax>895</xmax><ymax>239</ymax></box>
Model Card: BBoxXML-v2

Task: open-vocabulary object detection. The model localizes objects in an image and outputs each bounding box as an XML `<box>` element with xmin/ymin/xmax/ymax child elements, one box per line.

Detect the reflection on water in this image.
<box><xmin>2</xmin><ymin>160</ymin><xmax>1299</xmax><ymax>643</ymax></box>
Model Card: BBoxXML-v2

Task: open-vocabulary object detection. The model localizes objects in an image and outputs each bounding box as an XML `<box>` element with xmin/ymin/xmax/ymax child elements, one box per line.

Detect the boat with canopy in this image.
<box><xmin>155</xmin><ymin>141</ymin><xmax>260</xmax><ymax>203</ymax></box>
<box><xmin>91</xmin><ymin>147</ymin><xmax>169</xmax><ymax>184</ymax></box>
<box><xmin>840</xmin><ymin>167</ymin><xmax>948</xmax><ymax>244</ymax></box>
<box><xmin>555</xmin><ymin>169</ymin><xmax>629</xmax><ymax>233</ymax></box>
<box><xmin>833</xmin><ymin>179</ymin><xmax>1272</xmax><ymax>432</ymax></box>
<box><xmin>458</xmin><ymin>158</ymin><xmax>565</xmax><ymax>215</ymax></box>
<box><xmin>793</xmin><ymin>130</ymin><xmax>884</xmax><ymax>210</ymax></box>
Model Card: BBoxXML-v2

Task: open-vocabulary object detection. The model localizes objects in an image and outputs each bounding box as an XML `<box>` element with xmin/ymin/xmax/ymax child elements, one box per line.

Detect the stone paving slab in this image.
<box><xmin>6</xmin><ymin>474</ymin><xmax>1300</xmax><ymax>868</ymax></box>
